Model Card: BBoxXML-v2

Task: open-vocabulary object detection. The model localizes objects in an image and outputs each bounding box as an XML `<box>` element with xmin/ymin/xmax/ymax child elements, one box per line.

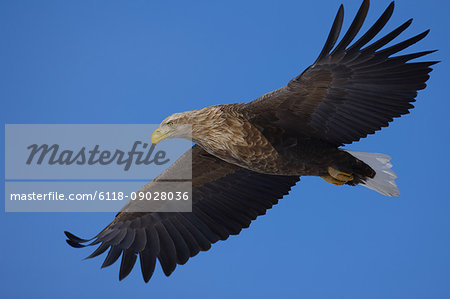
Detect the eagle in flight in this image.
<box><xmin>66</xmin><ymin>0</ymin><xmax>437</xmax><ymax>282</ymax></box>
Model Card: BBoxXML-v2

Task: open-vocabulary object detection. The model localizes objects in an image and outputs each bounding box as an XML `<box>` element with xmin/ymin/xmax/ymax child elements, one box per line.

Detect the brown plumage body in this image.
<box><xmin>177</xmin><ymin>104</ymin><xmax>375</xmax><ymax>183</ymax></box>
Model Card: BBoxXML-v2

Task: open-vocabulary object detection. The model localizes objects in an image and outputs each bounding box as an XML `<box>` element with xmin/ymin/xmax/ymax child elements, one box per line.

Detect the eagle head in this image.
<box><xmin>151</xmin><ymin>112</ymin><xmax>193</xmax><ymax>144</ymax></box>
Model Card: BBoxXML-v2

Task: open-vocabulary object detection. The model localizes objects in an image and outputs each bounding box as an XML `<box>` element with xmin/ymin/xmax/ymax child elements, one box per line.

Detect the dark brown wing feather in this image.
<box><xmin>65</xmin><ymin>145</ymin><xmax>299</xmax><ymax>282</ymax></box>
<box><xmin>242</xmin><ymin>0</ymin><xmax>438</xmax><ymax>145</ymax></box>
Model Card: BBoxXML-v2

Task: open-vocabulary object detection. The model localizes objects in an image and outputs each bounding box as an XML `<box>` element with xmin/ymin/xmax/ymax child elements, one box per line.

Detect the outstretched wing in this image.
<box><xmin>65</xmin><ymin>145</ymin><xmax>299</xmax><ymax>282</ymax></box>
<box><xmin>242</xmin><ymin>0</ymin><xmax>438</xmax><ymax>145</ymax></box>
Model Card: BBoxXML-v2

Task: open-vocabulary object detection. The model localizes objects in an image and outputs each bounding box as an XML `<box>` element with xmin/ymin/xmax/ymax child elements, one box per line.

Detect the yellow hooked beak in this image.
<box><xmin>151</xmin><ymin>128</ymin><xmax>170</xmax><ymax>145</ymax></box>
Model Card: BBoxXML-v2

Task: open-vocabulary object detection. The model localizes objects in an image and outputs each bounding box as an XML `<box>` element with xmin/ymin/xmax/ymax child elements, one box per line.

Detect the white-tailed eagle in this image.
<box><xmin>66</xmin><ymin>0</ymin><xmax>437</xmax><ymax>282</ymax></box>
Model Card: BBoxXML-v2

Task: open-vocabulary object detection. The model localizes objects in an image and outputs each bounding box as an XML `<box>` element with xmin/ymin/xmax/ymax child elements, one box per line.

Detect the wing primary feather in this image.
<box><xmin>331</xmin><ymin>0</ymin><xmax>369</xmax><ymax>57</ymax></box>
<box><xmin>146</xmin><ymin>225</ymin><xmax>160</xmax><ymax>254</ymax></box>
<box><xmin>108</xmin><ymin>229</ymin><xmax>128</xmax><ymax>246</ymax></box>
<box><xmin>84</xmin><ymin>242</ymin><xmax>109</xmax><ymax>259</ymax></box>
<box><xmin>393</xmin><ymin>50</ymin><xmax>438</xmax><ymax>62</ymax></box>
<box><xmin>95</xmin><ymin>228</ymin><xmax>120</xmax><ymax>243</ymax></box>
<box><xmin>66</xmin><ymin>239</ymin><xmax>86</xmax><ymax>248</ymax></box>
<box><xmin>155</xmin><ymin>223</ymin><xmax>177</xmax><ymax>277</ymax></box>
<box><xmin>138</xmin><ymin>225</ymin><xmax>159</xmax><ymax>282</ymax></box>
<box><xmin>118</xmin><ymin>228</ymin><xmax>136</xmax><ymax>250</ymax></box>
<box><xmin>64</xmin><ymin>231</ymin><xmax>91</xmax><ymax>244</ymax></box>
<box><xmin>376</xmin><ymin>30</ymin><xmax>430</xmax><ymax>57</ymax></box>
<box><xmin>347</xmin><ymin>1</ymin><xmax>394</xmax><ymax>53</ymax></box>
<box><xmin>101</xmin><ymin>246</ymin><xmax>122</xmax><ymax>268</ymax></box>
<box><xmin>315</xmin><ymin>4</ymin><xmax>344</xmax><ymax>63</ymax></box>
<box><xmin>129</xmin><ymin>228</ymin><xmax>147</xmax><ymax>252</ymax></box>
<box><xmin>139</xmin><ymin>247</ymin><xmax>157</xmax><ymax>283</ymax></box>
<box><xmin>362</xmin><ymin>19</ymin><xmax>413</xmax><ymax>53</ymax></box>
<box><xmin>351</xmin><ymin>51</ymin><xmax>437</xmax><ymax>72</ymax></box>
<box><xmin>119</xmin><ymin>251</ymin><xmax>138</xmax><ymax>281</ymax></box>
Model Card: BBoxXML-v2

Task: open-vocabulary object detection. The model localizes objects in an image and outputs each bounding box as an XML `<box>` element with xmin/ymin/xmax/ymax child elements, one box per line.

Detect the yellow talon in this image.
<box><xmin>328</xmin><ymin>167</ymin><xmax>353</xmax><ymax>182</ymax></box>
<box><xmin>320</xmin><ymin>175</ymin><xmax>346</xmax><ymax>186</ymax></box>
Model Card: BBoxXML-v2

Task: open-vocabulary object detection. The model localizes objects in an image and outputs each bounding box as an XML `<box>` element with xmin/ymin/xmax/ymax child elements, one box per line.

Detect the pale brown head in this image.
<box><xmin>151</xmin><ymin>106</ymin><xmax>225</xmax><ymax>145</ymax></box>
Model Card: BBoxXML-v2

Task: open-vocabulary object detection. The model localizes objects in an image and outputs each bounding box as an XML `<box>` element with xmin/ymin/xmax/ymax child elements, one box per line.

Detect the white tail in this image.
<box><xmin>345</xmin><ymin>150</ymin><xmax>400</xmax><ymax>197</ymax></box>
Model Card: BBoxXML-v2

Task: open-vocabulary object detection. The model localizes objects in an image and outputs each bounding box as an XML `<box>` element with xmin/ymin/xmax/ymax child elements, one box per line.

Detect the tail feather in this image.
<box><xmin>345</xmin><ymin>150</ymin><xmax>400</xmax><ymax>197</ymax></box>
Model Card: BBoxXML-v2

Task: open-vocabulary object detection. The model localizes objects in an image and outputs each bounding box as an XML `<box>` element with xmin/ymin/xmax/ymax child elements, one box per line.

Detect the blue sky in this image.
<box><xmin>1</xmin><ymin>0</ymin><xmax>449</xmax><ymax>298</ymax></box>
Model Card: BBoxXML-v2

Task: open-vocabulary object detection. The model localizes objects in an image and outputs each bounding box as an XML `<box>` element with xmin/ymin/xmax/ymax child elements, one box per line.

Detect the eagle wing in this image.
<box><xmin>242</xmin><ymin>0</ymin><xmax>438</xmax><ymax>145</ymax></box>
<box><xmin>65</xmin><ymin>145</ymin><xmax>299</xmax><ymax>282</ymax></box>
